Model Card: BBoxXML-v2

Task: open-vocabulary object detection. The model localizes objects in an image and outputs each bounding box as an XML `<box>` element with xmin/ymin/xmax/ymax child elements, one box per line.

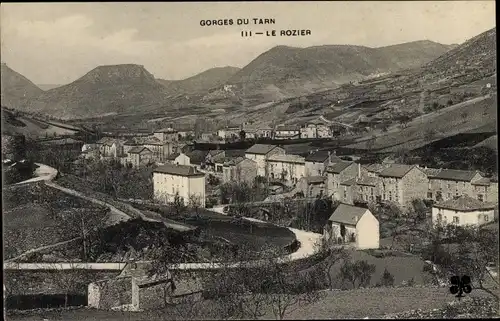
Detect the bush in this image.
<box><xmin>379</xmin><ymin>268</ymin><xmax>395</xmax><ymax>287</ymax></box>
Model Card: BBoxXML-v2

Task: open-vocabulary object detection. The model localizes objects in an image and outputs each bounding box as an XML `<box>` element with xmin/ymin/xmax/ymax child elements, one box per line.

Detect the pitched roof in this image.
<box><xmin>143</xmin><ymin>136</ymin><xmax>163</xmax><ymax>145</ymax></box>
<box><xmin>208</xmin><ymin>150</ymin><xmax>224</xmax><ymax>157</ymax></box>
<box><xmin>155</xmin><ymin>127</ymin><xmax>177</xmax><ymax>133</ymax></box>
<box><xmin>124</xmin><ymin>139</ymin><xmax>140</xmax><ymax>146</ymax></box>
<box><xmin>128</xmin><ymin>146</ymin><xmax>152</xmax><ymax>154</ymax></box>
<box><xmin>327</xmin><ymin>161</ymin><xmax>354</xmax><ymax>174</ymax></box>
<box><xmin>267</xmin><ymin>154</ymin><xmax>305</xmax><ymax>164</ymax></box>
<box><xmin>421</xmin><ymin>167</ymin><xmax>442</xmax><ymax>177</ymax></box>
<box><xmin>340</xmin><ymin>178</ymin><xmax>357</xmax><ymax>186</ymax></box>
<box><xmin>275</xmin><ymin>126</ymin><xmax>300</xmax><ymax>132</ymax></box>
<box><xmin>305</xmin><ymin>176</ymin><xmax>326</xmax><ymax>184</ymax></box>
<box><xmin>378</xmin><ymin>164</ymin><xmax>415</xmax><ymax>178</ymax></box>
<box><xmin>432</xmin><ymin>169</ymin><xmax>480</xmax><ymax>182</ymax></box>
<box><xmin>328</xmin><ymin>203</ymin><xmax>370</xmax><ymax>226</ymax></box>
<box><xmin>471</xmin><ymin>177</ymin><xmax>491</xmax><ymax>186</ymax></box>
<box><xmin>357</xmin><ymin>176</ymin><xmax>377</xmax><ymax>186</ymax></box>
<box><xmin>153</xmin><ymin>164</ymin><xmax>205</xmax><ymax>177</ymax></box>
<box><xmin>245</xmin><ymin>144</ymin><xmax>280</xmax><ymax>155</ymax></box>
<box><xmin>433</xmin><ymin>195</ymin><xmax>496</xmax><ymax>211</ymax></box>
<box><xmin>166</xmin><ymin>152</ymin><xmax>180</xmax><ymax>161</ymax></box>
<box><xmin>224</xmin><ymin>156</ymin><xmax>246</xmax><ymax>166</ymax></box>
<box><xmin>363</xmin><ymin>163</ymin><xmax>391</xmax><ymax>173</ymax></box>
<box><xmin>185</xmin><ymin>150</ymin><xmax>209</xmax><ymax>165</ymax></box>
<box><xmin>305</xmin><ymin>150</ymin><xmax>334</xmax><ymax>162</ymax></box>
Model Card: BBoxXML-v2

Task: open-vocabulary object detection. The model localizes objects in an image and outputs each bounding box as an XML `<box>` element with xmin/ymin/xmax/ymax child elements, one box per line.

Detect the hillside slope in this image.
<box><xmin>26</xmin><ymin>64</ymin><xmax>169</xmax><ymax>120</ymax></box>
<box><xmin>158</xmin><ymin>66</ymin><xmax>241</xmax><ymax>95</ymax></box>
<box><xmin>1</xmin><ymin>63</ymin><xmax>44</xmax><ymax>109</ymax></box>
<box><xmin>203</xmin><ymin>40</ymin><xmax>454</xmax><ymax>105</ymax></box>
<box><xmin>1</xmin><ymin>108</ymin><xmax>83</xmax><ymax>138</ymax></box>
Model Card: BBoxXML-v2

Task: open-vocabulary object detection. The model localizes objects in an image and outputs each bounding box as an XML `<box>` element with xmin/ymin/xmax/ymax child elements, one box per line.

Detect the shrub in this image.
<box><xmin>379</xmin><ymin>268</ymin><xmax>395</xmax><ymax>287</ymax></box>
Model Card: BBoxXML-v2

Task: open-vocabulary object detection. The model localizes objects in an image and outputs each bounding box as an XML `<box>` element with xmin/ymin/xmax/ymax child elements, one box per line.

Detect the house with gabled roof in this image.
<box><xmin>324</xmin><ymin>203</ymin><xmax>379</xmax><ymax>249</ymax></box>
<box><xmin>245</xmin><ymin>144</ymin><xmax>285</xmax><ymax>177</ymax></box>
<box><xmin>377</xmin><ymin>164</ymin><xmax>428</xmax><ymax>208</ymax></box>
<box><xmin>126</xmin><ymin>146</ymin><xmax>153</xmax><ymax>168</ymax></box>
<box><xmin>153</xmin><ymin>163</ymin><xmax>205</xmax><ymax>207</ymax></box>
<box><xmin>427</xmin><ymin>168</ymin><xmax>494</xmax><ymax>202</ymax></box>
<box><xmin>222</xmin><ymin>157</ymin><xmax>257</xmax><ymax>184</ymax></box>
<box><xmin>305</xmin><ymin>150</ymin><xmax>342</xmax><ymax>176</ymax></box>
<box><xmin>166</xmin><ymin>152</ymin><xmax>191</xmax><ymax>166</ymax></box>
<box><xmin>432</xmin><ymin>195</ymin><xmax>496</xmax><ymax>227</ymax></box>
<box><xmin>266</xmin><ymin>154</ymin><xmax>306</xmax><ymax>186</ymax></box>
<box><xmin>326</xmin><ymin>161</ymin><xmax>361</xmax><ymax>201</ymax></box>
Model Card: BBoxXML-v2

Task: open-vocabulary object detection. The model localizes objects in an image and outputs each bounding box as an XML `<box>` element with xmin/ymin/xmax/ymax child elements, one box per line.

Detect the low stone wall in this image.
<box><xmin>88</xmin><ymin>277</ymin><xmax>132</xmax><ymax>310</ymax></box>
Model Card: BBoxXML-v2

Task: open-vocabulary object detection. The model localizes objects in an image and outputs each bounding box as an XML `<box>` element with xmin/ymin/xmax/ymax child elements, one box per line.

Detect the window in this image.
<box><xmin>478</xmin><ymin>194</ymin><xmax>484</xmax><ymax>202</ymax></box>
<box><xmin>447</xmin><ymin>184</ymin><xmax>451</xmax><ymax>189</ymax></box>
<box><xmin>448</xmin><ymin>193</ymin><xmax>451</xmax><ymax>199</ymax></box>
<box><xmin>371</xmin><ymin>188</ymin><xmax>374</xmax><ymax>195</ymax></box>
<box><xmin>437</xmin><ymin>213</ymin><xmax>442</xmax><ymax>221</ymax></box>
<box><xmin>453</xmin><ymin>216</ymin><xmax>459</xmax><ymax>224</ymax></box>
<box><xmin>484</xmin><ymin>215</ymin><xmax>489</xmax><ymax>222</ymax></box>
<box><xmin>427</xmin><ymin>192</ymin><xmax>433</xmax><ymax>199</ymax></box>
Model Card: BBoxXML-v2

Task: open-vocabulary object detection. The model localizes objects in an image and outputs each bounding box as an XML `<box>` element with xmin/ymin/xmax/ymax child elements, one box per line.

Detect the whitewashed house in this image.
<box><xmin>266</xmin><ymin>154</ymin><xmax>306</xmax><ymax>186</ymax></box>
<box><xmin>432</xmin><ymin>195</ymin><xmax>496</xmax><ymax>227</ymax></box>
<box><xmin>153</xmin><ymin>164</ymin><xmax>206</xmax><ymax>207</ymax></box>
<box><xmin>166</xmin><ymin>152</ymin><xmax>191</xmax><ymax>166</ymax></box>
<box><xmin>245</xmin><ymin>144</ymin><xmax>285</xmax><ymax>177</ymax></box>
<box><xmin>324</xmin><ymin>203</ymin><xmax>379</xmax><ymax>250</ymax></box>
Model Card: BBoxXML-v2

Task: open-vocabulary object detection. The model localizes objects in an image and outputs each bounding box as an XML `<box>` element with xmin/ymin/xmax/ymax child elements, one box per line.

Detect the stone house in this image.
<box><xmin>81</xmin><ymin>144</ymin><xmax>100</xmax><ymax>160</ymax></box>
<box><xmin>217</xmin><ymin>126</ymin><xmax>240</xmax><ymax>140</ymax></box>
<box><xmin>222</xmin><ymin>157</ymin><xmax>258</xmax><ymax>184</ymax></box>
<box><xmin>324</xmin><ymin>203</ymin><xmax>379</xmax><ymax>249</ymax></box>
<box><xmin>266</xmin><ymin>154</ymin><xmax>306</xmax><ymax>186</ymax></box>
<box><xmin>296</xmin><ymin>176</ymin><xmax>327</xmax><ymax>198</ymax></box>
<box><xmin>245</xmin><ymin>144</ymin><xmax>286</xmax><ymax>177</ymax></box>
<box><xmin>432</xmin><ymin>195</ymin><xmax>497</xmax><ymax>227</ymax></box>
<box><xmin>377</xmin><ymin>164</ymin><xmax>428</xmax><ymax>208</ymax></box>
<box><xmin>274</xmin><ymin>126</ymin><xmax>300</xmax><ymax>140</ymax></box>
<box><xmin>185</xmin><ymin>150</ymin><xmax>210</xmax><ymax>171</ymax></box>
<box><xmin>338</xmin><ymin>178</ymin><xmax>357</xmax><ymax>204</ymax></box>
<box><xmin>300</xmin><ymin>124</ymin><xmax>317</xmax><ymax>139</ymax></box>
<box><xmin>362</xmin><ymin>163</ymin><xmax>391</xmax><ymax>178</ymax></box>
<box><xmin>97</xmin><ymin>137</ymin><xmax>126</xmax><ymax>158</ymax></box>
<box><xmin>88</xmin><ymin>262</ymin><xmax>203</xmax><ymax>312</ymax></box>
<box><xmin>205</xmin><ymin>150</ymin><xmax>226</xmax><ymax>174</ymax></box>
<box><xmin>326</xmin><ymin>161</ymin><xmax>361</xmax><ymax>201</ymax></box>
<box><xmin>166</xmin><ymin>152</ymin><xmax>191</xmax><ymax>166</ymax></box>
<box><xmin>142</xmin><ymin>136</ymin><xmax>168</xmax><ymax>162</ymax></box>
<box><xmin>154</xmin><ymin>127</ymin><xmax>179</xmax><ymax>143</ymax></box>
<box><xmin>305</xmin><ymin>150</ymin><xmax>341</xmax><ymax>176</ymax></box>
<box><xmin>316</xmin><ymin>124</ymin><xmax>333</xmax><ymax>138</ymax></box>
<box><xmin>126</xmin><ymin>147</ymin><xmax>153</xmax><ymax>168</ymax></box>
<box><xmin>427</xmin><ymin>169</ymin><xmax>494</xmax><ymax>202</ymax></box>
<box><xmin>153</xmin><ymin>163</ymin><xmax>206</xmax><ymax>207</ymax></box>
<box><xmin>256</xmin><ymin>127</ymin><xmax>273</xmax><ymax>138</ymax></box>
<box><xmin>354</xmin><ymin>176</ymin><xmax>378</xmax><ymax>203</ymax></box>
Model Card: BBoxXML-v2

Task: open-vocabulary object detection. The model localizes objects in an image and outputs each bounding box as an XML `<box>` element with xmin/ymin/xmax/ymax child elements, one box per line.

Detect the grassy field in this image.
<box><xmin>7</xmin><ymin>287</ymin><xmax>493</xmax><ymax>320</ymax></box>
<box><xmin>314</xmin><ymin>249</ymin><xmax>435</xmax><ymax>289</ymax></box>
<box><xmin>3</xmin><ymin>183</ymin><xmax>110</xmax><ymax>260</ymax></box>
<box><xmin>347</xmin><ymin>94</ymin><xmax>497</xmax><ymax>152</ymax></box>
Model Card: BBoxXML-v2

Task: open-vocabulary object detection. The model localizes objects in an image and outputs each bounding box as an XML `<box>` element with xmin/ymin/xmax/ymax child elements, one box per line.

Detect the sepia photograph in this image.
<box><xmin>1</xmin><ymin>1</ymin><xmax>498</xmax><ymax>320</ymax></box>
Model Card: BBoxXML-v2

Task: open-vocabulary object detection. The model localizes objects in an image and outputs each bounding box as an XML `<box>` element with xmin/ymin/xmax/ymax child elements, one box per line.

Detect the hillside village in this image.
<box><xmin>1</xmin><ymin>3</ymin><xmax>498</xmax><ymax>320</ymax></box>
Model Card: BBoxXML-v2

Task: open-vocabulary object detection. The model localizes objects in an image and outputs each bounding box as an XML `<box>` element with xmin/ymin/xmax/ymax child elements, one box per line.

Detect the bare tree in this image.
<box><xmin>188</xmin><ymin>194</ymin><xmax>203</xmax><ymax>216</ymax></box>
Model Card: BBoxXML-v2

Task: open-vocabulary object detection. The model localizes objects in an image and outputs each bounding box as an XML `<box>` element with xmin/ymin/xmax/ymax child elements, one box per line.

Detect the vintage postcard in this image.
<box><xmin>1</xmin><ymin>1</ymin><xmax>498</xmax><ymax>320</ymax></box>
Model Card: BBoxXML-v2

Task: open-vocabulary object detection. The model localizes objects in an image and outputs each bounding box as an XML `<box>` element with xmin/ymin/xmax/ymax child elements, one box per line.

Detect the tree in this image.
<box><xmin>339</xmin><ymin>260</ymin><xmax>376</xmax><ymax>289</ymax></box>
<box><xmin>198</xmin><ymin>245</ymin><xmax>324</xmax><ymax>320</ymax></box>
<box><xmin>315</xmin><ymin>241</ymin><xmax>350</xmax><ymax>290</ymax></box>
<box><xmin>435</xmin><ymin>225</ymin><xmax>499</xmax><ymax>302</ymax></box>
<box><xmin>239</xmin><ymin>130</ymin><xmax>246</xmax><ymax>141</ymax></box>
<box><xmin>171</xmin><ymin>192</ymin><xmax>187</xmax><ymax>217</ymax></box>
<box><xmin>188</xmin><ymin>194</ymin><xmax>203</xmax><ymax>216</ymax></box>
<box><xmin>447</xmin><ymin>99</ymin><xmax>454</xmax><ymax>106</ymax></box>
<box><xmin>378</xmin><ymin>268</ymin><xmax>395</xmax><ymax>287</ymax></box>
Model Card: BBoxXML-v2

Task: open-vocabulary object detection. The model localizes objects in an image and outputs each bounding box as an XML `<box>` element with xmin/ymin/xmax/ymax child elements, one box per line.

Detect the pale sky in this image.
<box><xmin>0</xmin><ymin>1</ymin><xmax>495</xmax><ymax>85</ymax></box>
